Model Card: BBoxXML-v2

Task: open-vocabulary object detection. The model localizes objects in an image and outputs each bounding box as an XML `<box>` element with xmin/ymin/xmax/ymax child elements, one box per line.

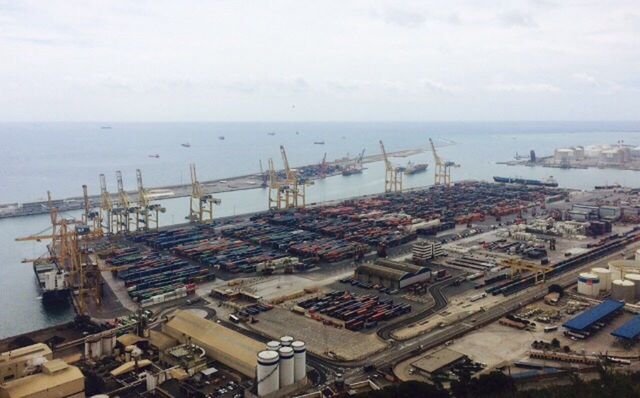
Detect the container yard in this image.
<box><xmin>92</xmin><ymin>181</ymin><xmax>563</xmax><ymax>310</ymax></box>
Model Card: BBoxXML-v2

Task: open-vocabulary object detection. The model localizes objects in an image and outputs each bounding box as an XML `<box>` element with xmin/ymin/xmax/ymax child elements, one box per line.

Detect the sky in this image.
<box><xmin>0</xmin><ymin>0</ymin><xmax>639</xmax><ymax>122</ymax></box>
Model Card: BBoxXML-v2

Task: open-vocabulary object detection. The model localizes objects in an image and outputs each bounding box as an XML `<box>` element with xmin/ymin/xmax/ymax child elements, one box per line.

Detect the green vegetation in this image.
<box><xmin>359</xmin><ymin>368</ymin><xmax>640</xmax><ymax>398</ymax></box>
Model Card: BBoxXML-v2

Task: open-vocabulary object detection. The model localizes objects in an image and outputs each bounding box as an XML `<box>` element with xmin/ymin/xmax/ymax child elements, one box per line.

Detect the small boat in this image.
<box><xmin>100</xmin><ymin>125</ymin><xmax>112</xmax><ymax>130</ymax></box>
<box><xmin>219</xmin><ymin>136</ymin><xmax>225</xmax><ymax>140</ymax></box>
<box><xmin>149</xmin><ymin>154</ymin><xmax>160</xmax><ymax>158</ymax></box>
<box><xmin>314</xmin><ymin>141</ymin><xmax>325</xmax><ymax>145</ymax></box>
<box><xmin>268</xmin><ymin>132</ymin><xmax>276</xmax><ymax>136</ymax></box>
<box><xmin>181</xmin><ymin>143</ymin><xmax>191</xmax><ymax>148</ymax></box>
<box><xmin>404</xmin><ymin>161</ymin><xmax>428</xmax><ymax>175</ymax></box>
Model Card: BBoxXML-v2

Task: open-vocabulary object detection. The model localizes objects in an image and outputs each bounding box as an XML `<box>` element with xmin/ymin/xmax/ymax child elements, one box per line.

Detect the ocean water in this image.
<box><xmin>1</xmin><ymin>121</ymin><xmax>639</xmax><ymax>338</ymax></box>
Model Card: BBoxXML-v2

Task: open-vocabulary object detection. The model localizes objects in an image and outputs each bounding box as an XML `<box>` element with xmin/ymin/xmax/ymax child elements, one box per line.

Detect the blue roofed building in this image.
<box><xmin>563</xmin><ymin>299</ymin><xmax>624</xmax><ymax>334</ymax></box>
<box><xmin>611</xmin><ymin>315</ymin><xmax>640</xmax><ymax>341</ymax></box>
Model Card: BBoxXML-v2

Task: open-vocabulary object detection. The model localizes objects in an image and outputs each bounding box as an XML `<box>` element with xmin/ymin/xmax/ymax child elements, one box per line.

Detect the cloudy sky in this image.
<box><xmin>1</xmin><ymin>0</ymin><xmax>639</xmax><ymax>121</ymax></box>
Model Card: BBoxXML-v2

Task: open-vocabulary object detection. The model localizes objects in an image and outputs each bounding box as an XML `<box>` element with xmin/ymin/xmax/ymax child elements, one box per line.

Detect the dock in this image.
<box><xmin>0</xmin><ymin>147</ymin><xmax>426</xmax><ymax>219</ymax></box>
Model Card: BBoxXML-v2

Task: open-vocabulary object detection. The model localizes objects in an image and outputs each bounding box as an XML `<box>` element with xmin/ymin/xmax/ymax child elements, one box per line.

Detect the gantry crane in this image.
<box><xmin>135</xmin><ymin>169</ymin><xmax>165</xmax><ymax>231</ymax></box>
<box><xmin>115</xmin><ymin>170</ymin><xmax>136</xmax><ymax>233</ymax></box>
<box><xmin>17</xmin><ymin>191</ymin><xmax>103</xmax><ymax>315</ymax></box>
<box><xmin>319</xmin><ymin>153</ymin><xmax>328</xmax><ymax>179</ymax></box>
<box><xmin>259</xmin><ymin>159</ymin><xmax>268</xmax><ymax>188</ymax></box>
<box><xmin>82</xmin><ymin>184</ymin><xmax>101</xmax><ymax>233</ymax></box>
<box><xmin>280</xmin><ymin>145</ymin><xmax>312</xmax><ymax>208</ymax></box>
<box><xmin>502</xmin><ymin>257</ymin><xmax>552</xmax><ymax>284</ymax></box>
<box><xmin>99</xmin><ymin>174</ymin><xmax>117</xmax><ymax>235</ymax></box>
<box><xmin>430</xmin><ymin>138</ymin><xmax>459</xmax><ymax>187</ymax></box>
<box><xmin>267</xmin><ymin>158</ymin><xmax>285</xmax><ymax>210</ymax></box>
<box><xmin>189</xmin><ymin>163</ymin><xmax>221</xmax><ymax>223</ymax></box>
<box><xmin>380</xmin><ymin>140</ymin><xmax>402</xmax><ymax>193</ymax></box>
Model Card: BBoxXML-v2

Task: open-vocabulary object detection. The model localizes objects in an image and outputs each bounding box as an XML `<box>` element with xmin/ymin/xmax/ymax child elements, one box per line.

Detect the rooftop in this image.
<box><xmin>563</xmin><ymin>299</ymin><xmax>624</xmax><ymax>332</ymax></box>
<box><xmin>163</xmin><ymin>310</ymin><xmax>263</xmax><ymax>378</ymax></box>
<box><xmin>0</xmin><ymin>360</ymin><xmax>84</xmax><ymax>398</ymax></box>
<box><xmin>411</xmin><ymin>348</ymin><xmax>466</xmax><ymax>374</ymax></box>
<box><xmin>611</xmin><ymin>315</ymin><xmax>640</xmax><ymax>340</ymax></box>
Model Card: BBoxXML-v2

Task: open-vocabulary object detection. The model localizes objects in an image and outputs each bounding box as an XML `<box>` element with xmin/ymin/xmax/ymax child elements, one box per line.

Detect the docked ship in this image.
<box><xmin>342</xmin><ymin>165</ymin><xmax>363</xmax><ymax>176</ymax></box>
<box><xmin>34</xmin><ymin>262</ymin><xmax>70</xmax><ymax>305</ymax></box>
<box><xmin>493</xmin><ymin>176</ymin><xmax>558</xmax><ymax>188</ymax></box>
<box><xmin>404</xmin><ymin>161</ymin><xmax>428</xmax><ymax>175</ymax></box>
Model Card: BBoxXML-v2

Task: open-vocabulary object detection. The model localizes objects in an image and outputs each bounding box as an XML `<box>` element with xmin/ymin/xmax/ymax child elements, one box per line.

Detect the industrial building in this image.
<box><xmin>163</xmin><ymin>310</ymin><xmax>263</xmax><ymax>378</ymax></box>
<box><xmin>563</xmin><ymin>299</ymin><xmax>624</xmax><ymax>335</ymax></box>
<box><xmin>412</xmin><ymin>240</ymin><xmax>444</xmax><ymax>265</ymax></box>
<box><xmin>410</xmin><ymin>348</ymin><xmax>467</xmax><ymax>377</ymax></box>
<box><xmin>355</xmin><ymin>259</ymin><xmax>431</xmax><ymax>290</ymax></box>
<box><xmin>0</xmin><ymin>343</ymin><xmax>52</xmax><ymax>382</ymax></box>
<box><xmin>0</xmin><ymin>343</ymin><xmax>84</xmax><ymax>398</ymax></box>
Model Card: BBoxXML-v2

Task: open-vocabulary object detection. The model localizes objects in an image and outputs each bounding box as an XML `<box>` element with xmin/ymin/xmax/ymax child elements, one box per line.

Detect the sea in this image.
<box><xmin>1</xmin><ymin>120</ymin><xmax>640</xmax><ymax>338</ymax></box>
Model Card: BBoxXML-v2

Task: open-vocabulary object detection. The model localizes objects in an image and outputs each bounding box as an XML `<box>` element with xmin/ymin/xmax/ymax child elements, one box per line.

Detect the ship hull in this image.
<box><xmin>493</xmin><ymin>176</ymin><xmax>558</xmax><ymax>188</ymax></box>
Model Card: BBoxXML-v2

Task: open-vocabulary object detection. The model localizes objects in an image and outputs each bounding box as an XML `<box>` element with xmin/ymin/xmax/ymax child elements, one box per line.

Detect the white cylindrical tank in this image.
<box><xmin>636</xmin><ymin>248</ymin><xmax>640</xmax><ymax>261</ymax></box>
<box><xmin>257</xmin><ymin>350</ymin><xmax>279</xmax><ymax>397</ymax></box>
<box><xmin>609</xmin><ymin>260</ymin><xmax>640</xmax><ymax>281</ymax></box>
<box><xmin>266</xmin><ymin>341</ymin><xmax>281</xmax><ymax>351</ymax></box>
<box><xmin>124</xmin><ymin>345</ymin><xmax>135</xmax><ymax>362</ymax></box>
<box><xmin>85</xmin><ymin>335</ymin><xmax>102</xmax><ymax>360</ymax></box>
<box><xmin>291</xmin><ymin>340</ymin><xmax>307</xmax><ymax>382</ymax></box>
<box><xmin>577</xmin><ymin>272</ymin><xmax>600</xmax><ymax>297</ymax></box>
<box><xmin>591</xmin><ymin>267</ymin><xmax>612</xmax><ymax>292</ymax></box>
<box><xmin>278</xmin><ymin>346</ymin><xmax>295</xmax><ymax>387</ymax></box>
<box><xmin>612</xmin><ymin>279</ymin><xmax>635</xmax><ymax>302</ymax></box>
<box><xmin>101</xmin><ymin>330</ymin><xmax>116</xmax><ymax>357</ymax></box>
<box><xmin>280</xmin><ymin>335</ymin><xmax>294</xmax><ymax>347</ymax></box>
<box><xmin>625</xmin><ymin>273</ymin><xmax>640</xmax><ymax>299</ymax></box>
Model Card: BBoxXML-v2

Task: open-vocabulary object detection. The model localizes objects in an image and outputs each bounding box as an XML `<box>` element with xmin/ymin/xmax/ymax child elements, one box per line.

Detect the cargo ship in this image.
<box><xmin>342</xmin><ymin>166</ymin><xmax>363</xmax><ymax>176</ymax></box>
<box><xmin>493</xmin><ymin>176</ymin><xmax>558</xmax><ymax>188</ymax></box>
<box><xmin>404</xmin><ymin>161</ymin><xmax>428</xmax><ymax>175</ymax></box>
<box><xmin>34</xmin><ymin>262</ymin><xmax>70</xmax><ymax>305</ymax></box>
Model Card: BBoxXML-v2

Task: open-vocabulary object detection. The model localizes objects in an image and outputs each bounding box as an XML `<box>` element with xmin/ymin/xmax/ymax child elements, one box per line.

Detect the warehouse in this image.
<box><xmin>563</xmin><ymin>299</ymin><xmax>624</xmax><ymax>335</ymax></box>
<box><xmin>355</xmin><ymin>260</ymin><xmax>430</xmax><ymax>290</ymax></box>
<box><xmin>411</xmin><ymin>348</ymin><xmax>467</xmax><ymax>377</ymax></box>
<box><xmin>163</xmin><ymin>310</ymin><xmax>263</xmax><ymax>377</ymax></box>
<box><xmin>611</xmin><ymin>316</ymin><xmax>640</xmax><ymax>341</ymax></box>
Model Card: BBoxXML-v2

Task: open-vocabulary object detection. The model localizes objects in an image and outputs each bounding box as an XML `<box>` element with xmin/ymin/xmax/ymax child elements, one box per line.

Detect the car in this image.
<box><xmin>389</xmin><ymin>289</ymin><xmax>399</xmax><ymax>295</ymax></box>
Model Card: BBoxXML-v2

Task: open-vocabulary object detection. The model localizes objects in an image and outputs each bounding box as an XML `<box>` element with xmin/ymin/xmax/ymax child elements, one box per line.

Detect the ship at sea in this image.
<box><xmin>181</xmin><ymin>142</ymin><xmax>191</xmax><ymax>147</ymax></box>
<box><xmin>404</xmin><ymin>161</ymin><xmax>428</xmax><ymax>175</ymax></box>
<box><xmin>33</xmin><ymin>261</ymin><xmax>70</xmax><ymax>306</ymax></box>
<box><xmin>493</xmin><ymin>176</ymin><xmax>558</xmax><ymax>187</ymax></box>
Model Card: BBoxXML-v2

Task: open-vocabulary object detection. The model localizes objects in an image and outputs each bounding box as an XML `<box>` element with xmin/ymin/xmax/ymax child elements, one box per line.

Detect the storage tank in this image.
<box><xmin>278</xmin><ymin>346</ymin><xmax>295</xmax><ymax>387</ymax></box>
<box><xmin>101</xmin><ymin>330</ymin><xmax>116</xmax><ymax>357</ymax></box>
<box><xmin>625</xmin><ymin>273</ymin><xmax>640</xmax><ymax>299</ymax></box>
<box><xmin>124</xmin><ymin>345</ymin><xmax>135</xmax><ymax>362</ymax></box>
<box><xmin>635</xmin><ymin>248</ymin><xmax>640</xmax><ymax>261</ymax></box>
<box><xmin>591</xmin><ymin>267</ymin><xmax>612</xmax><ymax>292</ymax></box>
<box><xmin>85</xmin><ymin>334</ymin><xmax>102</xmax><ymax>360</ymax></box>
<box><xmin>266</xmin><ymin>341</ymin><xmax>281</xmax><ymax>351</ymax></box>
<box><xmin>280</xmin><ymin>335</ymin><xmax>294</xmax><ymax>347</ymax></box>
<box><xmin>257</xmin><ymin>350</ymin><xmax>279</xmax><ymax>397</ymax></box>
<box><xmin>291</xmin><ymin>341</ymin><xmax>307</xmax><ymax>382</ymax></box>
<box><xmin>611</xmin><ymin>279</ymin><xmax>635</xmax><ymax>302</ymax></box>
<box><xmin>608</xmin><ymin>260</ymin><xmax>640</xmax><ymax>281</ymax></box>
<box><xmin>577</xmin><ymin>273</ymin><xmax>600</xmax><ymax>297</ymax></box>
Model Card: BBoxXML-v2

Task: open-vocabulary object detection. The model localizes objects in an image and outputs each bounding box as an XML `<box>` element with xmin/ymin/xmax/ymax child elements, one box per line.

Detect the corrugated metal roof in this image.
<box><xmin>356</xmin><ymin>264</ymin><xmax>408</xmax><ymax>281</ymax></box>
<box><xmin>563</xmin><ymin>299</ymin><xmax>624</xmax><ymax>332</ymax></box>
<box><xmin>163</xmin><ymin>310</ymin><xmax>262</xmax><ymax>377</ymax></box>
<box><xmin>611</xmin><ymin>315</ymin><xmax>640</xmax><ymax>340</ymax></box>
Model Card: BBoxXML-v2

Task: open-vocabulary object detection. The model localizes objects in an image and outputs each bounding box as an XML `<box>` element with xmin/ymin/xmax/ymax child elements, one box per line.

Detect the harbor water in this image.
<box><xmin>1</xmin><ymin>121</ymin><xmax>640</xmax><ymax>338</ymax></box>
